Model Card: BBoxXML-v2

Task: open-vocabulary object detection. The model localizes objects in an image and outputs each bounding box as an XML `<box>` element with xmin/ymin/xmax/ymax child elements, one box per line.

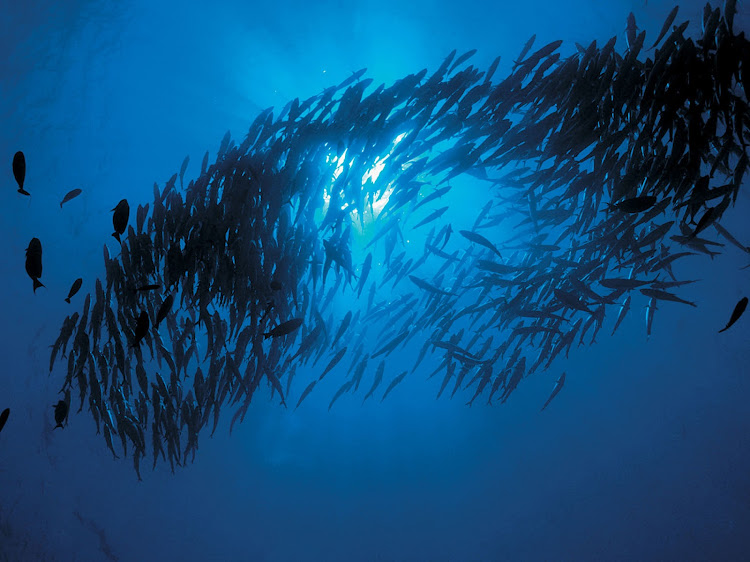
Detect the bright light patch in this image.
<box><xmin>319</xmin><ymin>132</ymin><xmax>409</xmax><ymax>229</ymax></box>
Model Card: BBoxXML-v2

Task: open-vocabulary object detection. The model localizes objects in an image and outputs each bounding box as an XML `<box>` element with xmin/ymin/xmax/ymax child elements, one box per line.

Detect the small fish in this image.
<box><xmin>294</xmin><ymin>380</ymin><xmax>317</xmax><ymax>411</ymax></box>
<box><xmin>25</xmin><ymin>237</ymin><xmax>44</xmax><ymax>292</ymax></box>
<box><xmin>59</xmin><ymin>188</ymin><xmax>82</xmax><ymax>208</ymax></box>
<box><xmin>649</xmin><ymin>6</ymin><xmax>679</xmax><ymax>50</ymax></box>
<box><xmin>0</xmin><ymin>408</ymin><xmax>8</xmax><ymax>433</ymax></box>
<box><xmin>132</xmin><ymin>311</ymin><xmax>149</xmax><ymax>347</ymax></box>
<box><xmin>179</xmin><ymin>155</ymin><xmax>190</xmax><ymax>188</ymax></box>
<box><xmin>513</xmin><ymin>34</ymin><xmax>537</xmax><ymax>68</ymax></box>
<box><xmin>640</xmin><ymin>288</ymin><xmax>696</xmax><ymax>307</ymax></box>
<box><xmin>134</xmin><ymin>284</ymin><xmax>161</xmax><ymax>292</ymax></box>
<box><xmin>53</xmin><ymin>400</ymin><xmax>68</xmax><ymax>429</ymax></box>
<box><xmin>65</xmin><ymin>278</ymin><xmax>83</xmax><ymax>303</ymax></box>
<box><xmin>12</xmin><ymin>151</ymin><xmax>29</xmax><ymax>195</ymax></box>
<box><xmin>263</xmin><ymin>318</ymin><xmax>303</xmax><ymax>339</ymax></box>
<box><xmin>718</xmin><ymin>297</ymin><xmax>748</xmax><ymax>333</ymax></box>
<box><xmin>155</xmin><ymin>295</ymin><xmax>174</xmax><ymax>328</ymax></box>
<box><xmin>459</xmin><ymin>230</ymin><xmax>503</xmax><ymax>259</ymax></box>
<box><xmin>541</xmin><ymin>372</ymin><xmax>566</xmax><ymax>411</ymax></box>
<box><xmin>613</xmin><ymin>196</ymin><xmax>657</xmax><ymax>214</ymax></box>
<box><xmin>111</xmin><ymin>199</ymin><xmax>130</xmax><ymax>242</ymax></box>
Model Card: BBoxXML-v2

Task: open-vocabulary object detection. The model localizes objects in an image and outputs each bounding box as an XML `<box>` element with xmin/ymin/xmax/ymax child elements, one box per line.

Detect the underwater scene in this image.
<box><xmin>1</xmin><ymin>0</ymin><xmax>750</xmax><ymax>560</ymax></box>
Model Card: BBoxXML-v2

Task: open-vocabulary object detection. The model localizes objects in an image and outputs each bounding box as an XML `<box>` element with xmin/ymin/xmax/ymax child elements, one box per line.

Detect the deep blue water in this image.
<box><xmin>1</xmin><ymin>1</ymin><xmax>749</xmax><ymax>560</ymax></box>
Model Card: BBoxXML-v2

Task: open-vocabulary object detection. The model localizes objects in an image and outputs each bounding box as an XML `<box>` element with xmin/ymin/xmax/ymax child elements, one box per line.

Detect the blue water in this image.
<box><xmin>1</xmin><ymin>1</ymin><xmax>749</xmax><ymax>560</ymax></box>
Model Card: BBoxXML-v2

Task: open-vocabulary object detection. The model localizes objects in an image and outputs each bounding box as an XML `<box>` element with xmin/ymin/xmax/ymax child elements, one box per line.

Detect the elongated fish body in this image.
<box><xmin>60</xmin><ymin>188</ymin><xmax>82</xmax><ymax>207</ymax></box>
<box><xmin>25</xmin><ymin>237</ymin><xmax>44</xmax><ymax>292</ymax></box>
<box><xmin>646</xmin><ymin>298</ymin><xmax>657</xmax><ymax>338</ymax></box>
<box><xmin>0</xmin><ymin>408</ymin><xmax>8</xmax><ymax>433</ymax></box>
<box><xmin>111</xmin><ymin>199</ymin><xmax>130</xmax><ymax>242</ymax></box>
<box><xmin>13</xmin><ymin>151</ymin><xmax>28</xmax><ymax>195</ymax></box>
<box><xmin>718</xmin><ymin>297</ymin><xmax>748</xmax><ymax>333</ymax></box>
<box><xmin>264</xmin><ymin>318</ymin><xmax>303</xmax><ymax>339</ymax></box>
<box><xmin>66</xmin><ymin>278</ymin><xmax>83</xmax><ymax>303</ymax></box>
<box><xmin>541</xmin><ymin>372</ymin><xmax>566</xmax><ymax>411</ymax></box>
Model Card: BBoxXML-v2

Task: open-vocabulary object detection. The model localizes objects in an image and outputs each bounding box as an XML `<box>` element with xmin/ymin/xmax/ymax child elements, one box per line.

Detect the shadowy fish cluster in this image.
<box><xmin>46</xmin><ymin>4</ymin><xmax>749</xmax><ymax>478</ymax></box>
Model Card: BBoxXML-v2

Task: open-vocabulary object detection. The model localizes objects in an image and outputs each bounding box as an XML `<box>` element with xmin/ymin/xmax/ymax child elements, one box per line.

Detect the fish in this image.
<box><xmin>458</xmin><ymin>230</ymin><xmax>502</xmax><ymax>259</ymax></box>
<box><xmin>53</xmin><ymin>400</ymin><xmax>68</xmax><ymax>429</ymax></box>
<box><xmin>263</xmin><ymin>318</ymin><xmax>304</xmax><ymax>339</ymax></box>
<box><xmin>612</xmin><ymin>296</ymin><xmax>631</xmax><ymax>335</ymax></box>
<box><xmin>155</xmin><ymin>295</ymin><xmax>174</xmax><ymax>328</ymax></box>
<box><xmin>65</xmin><ymin>278</ymin><xmax>83</xmax><ymax>303</ymax></box>
<box><xmin>319</xmin><ymin>347</ymin><xmax>348</xmax><ymax>380</ymax></box>
<box><xmin>612</xmin><ymin>196</ymin><xmax>657</xmax><ymax>214</ymax></box>
<box><xmin>12</xmin><ymin>151</ymin><xmax>28</xmax><ymax>195</ymax></box>
<box><xmin>640</xmin><ymin>288</ymin><xmax>697</xmax><ymax>307</ymax></box>
<box><xmin>111</xmin><ymin>199</ymin><xmax>130</xmax><ymax>242</ymax></box>
<box><xmin>0</xmin><ymin>408</ymin><xmax>8</xmax><ymax>433</ymax></box>
<box><xmin>179</xmin><ymin>155</ymin><xmax>190</xmax><ymax>188</ymax></box>
<box><xmin>294</xmin><ymin>381</ymin><xmax>317</xmax><ymax>410</ymax></box>
<box><xmin>650</xmin><ymin>6</ymin><xmax>679</xmax><ymax>50</ymax></box>
<box><xmin>540</xmin><ymin>372</ymin><xmax>566</xmax><ymax>411</ymax></box>
<box><xmin>134</xmin><ymin>284</ymin><xmax>160</xmax><ymax>292</ymax></box>
<box><xmin>132</xmin><ymin>311</ymin><xmax>149</xmax><ymax>347</ymax></box>
<box><xmin>381</xmin><ymin>371</ymin><xmax>408</xmax><ymax>402</ymax></box>
<box><xmin>718</xmin><ymin>297</ymin><xmax>748</xmax><ymax>333</ymax></box>
<box><xmin>60</xmin><ymin>188</ymin><xmax>82</xmax><ymax>207</ymax></box>
<box><xmin>412</xmin><ymin>206</ymin><xmax>449</xmax><ymax>229</ymax></box>
<box><xmin>626</xmin><ymin>13</ymin><xmax>638</xmax><ymax>50</ymax></box>
<box><xmin>356</xmin><ymin>253</ymin><xmax>373</xmax><ymax>298</ymax></box>
<box><xmin>25</xmin><ymin>238</ymin><xmax>44</xmax><ymax>292</ymax></box>
<box><xmin>513</xmin><ymin>34</ymin><xmax>537</xmax><ymax>68</ymax></box>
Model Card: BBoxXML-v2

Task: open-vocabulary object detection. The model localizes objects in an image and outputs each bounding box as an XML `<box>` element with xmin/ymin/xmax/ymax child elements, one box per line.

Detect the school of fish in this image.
<box><xmin>11</xmin><ymin>3</ymin><xmax>746</xmax><ymax>478</ymax></box>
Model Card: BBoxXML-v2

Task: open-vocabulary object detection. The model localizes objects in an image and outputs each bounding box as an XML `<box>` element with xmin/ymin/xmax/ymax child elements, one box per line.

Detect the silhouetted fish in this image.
<box><xmin>66</xmin><ymin>278</ymin><xmax>83</xmax><ymax>303</ymax></box>
<box><xmin>718</xmin><ymin>297</ymin><xmax>747</xmax><ymax>333</ymax></box>
<box><xmin>12</xmin><ymin>151</ymin><xmax>28</xmax><ymax>196</ymax></box>
<box><xmin>60</xmin><ymin>188</ymin><xmax>82</xmax><ymax>208</ymax></box>
<box><xmin>111</xmin><ymin>199</ymin><xmax>129</xmax><ymax>242</ymax></box>
<box><xmin>0</xmin><ymin>408</ymin><xmax>8</xmax><ymax>433</ymax></box>
<box><xmin>53</xmin><ymin>400</ymin><xmax>68</xmax><ymax>429</ymax></box>
<box><xmin>25</xmin><ymin>237</ymin><xmax>44</xmax><ymax>292</ymax></box>
<box><xmin>263</xmin><ymin>318</ymin><xmax>303</xmax><ymax>339</ymax></box>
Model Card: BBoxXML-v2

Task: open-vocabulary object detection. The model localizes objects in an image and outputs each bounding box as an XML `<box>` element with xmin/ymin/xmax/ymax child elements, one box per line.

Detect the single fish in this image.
<box><xmin>134</xmin><ymin>284</ymin><xmax>160</xmax><ymax>292</ymax></box>
<box><xmin>0</xmin><ymin>408</ymin><xmax>8</xmax><ymax>433</ymax></box>
<box><xmin>65</xmin><ymin>278</ymin><xmax>83</xmax><ymax>303</ymax></box>
<box><xmin>111</xmin><ymin>199</ymin><xmax>130</xmax><ymax>242</ymax></box>
<box><xmin>459</xmin><ymin>230</ymin><xmax>502</xmax><ymax>259</ymax></box>
<box><xmin>540</xmin><ymin>372</ymin><xmax>566</xmax><ymax>411</ymax></box>
<box><xmin>12</xmin><ymin>151</ymin><xmax>28</xmax><ymax>195</ymax></box>
<box><xmin>60</xmin><ymin>188</ymin><xmax>82</xmax><ymax>208</ymax></box>
<box><xmin>718</xmin><ymin>297</ymin><xmax>748</xmax><ymax>333</ymax></box>
<box><xmin>53</xmin><ymin>400</ymin><xmax>68</xmax><ymax>429</ymax></box>
<box><xmin>25</xmin><ymin>237</ymin><xmax>44</xmax><ymax>292</ymax></box>
<box><xmin>132</xmin><ymin>311</ymin><xmax>149</xmax><ymax>347</ymax></box>
<box><xmin>155</xmin><ymin>294</ymin><xmax>174</xmax><ymax>328</ymax></box>
<box><xmin>264</xmin><ymin>318</ymin><xmax>303</xmax><ymax>339</ymax></box>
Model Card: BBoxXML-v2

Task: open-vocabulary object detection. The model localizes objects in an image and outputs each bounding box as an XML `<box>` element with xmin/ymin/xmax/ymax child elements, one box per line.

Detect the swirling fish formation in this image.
<box><xmin>48</xmin><ymin>4</ymin><xmax>750</xmax><ymax>478</ymax></box>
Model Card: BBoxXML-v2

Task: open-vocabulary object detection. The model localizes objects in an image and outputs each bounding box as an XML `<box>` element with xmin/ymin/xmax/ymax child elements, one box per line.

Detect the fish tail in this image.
<box><xmin>112</xmin><ymin>232</ymin><xmax>120</xmax><ymax>242</ymax></box>
<box><xmin>33</xmin><ymin>278</ymin><xmax>44</xmax><ymax>292</ymax></box>
<box><xmin>18</xmin><ymin>188</ymin><xmax>30</xmax><ymax>196</ymax></box>
<box><xmin>65</xmin><ymin>297</ymin><xmax>70</xmax><ymax>303</ymax></box>
<box><xmin>263</xmin><ymin>332</ymin><xmax>272</xmax><ymax>339</ymax></box>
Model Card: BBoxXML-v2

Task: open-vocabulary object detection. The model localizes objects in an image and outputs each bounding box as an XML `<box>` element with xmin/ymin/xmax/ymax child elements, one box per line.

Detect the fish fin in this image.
<box><xmin>33</xmin><ymin>279</ymin><xmax>44</xmax><ymax>292</ymax></box>
<box><xmin>18</xmin><ymin>188</ymin><xmax>30</xmax><ymax>196</ymax></box>
<box><xmin>112</xmin><ymin>232</ymin><xmax>120</xmax><ymax>242</ymax></box>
